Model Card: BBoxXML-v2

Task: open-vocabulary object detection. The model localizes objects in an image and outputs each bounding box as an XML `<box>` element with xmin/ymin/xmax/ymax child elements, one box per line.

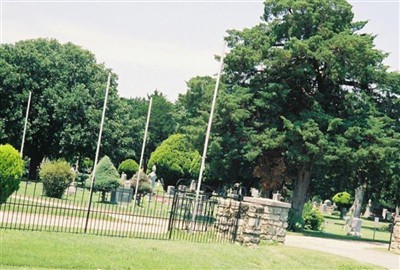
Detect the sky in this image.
<box><xmin>1</xmin><ymin>0</ymin><xmax>399</xmax><ymax>102</ymax></box>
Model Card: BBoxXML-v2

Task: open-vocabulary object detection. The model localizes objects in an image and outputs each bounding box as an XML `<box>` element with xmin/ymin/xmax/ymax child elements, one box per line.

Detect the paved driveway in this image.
<box><xmin>285</xmin><ymin>235</ymin><xmax>400</xmax><ymax>270</ymax></box>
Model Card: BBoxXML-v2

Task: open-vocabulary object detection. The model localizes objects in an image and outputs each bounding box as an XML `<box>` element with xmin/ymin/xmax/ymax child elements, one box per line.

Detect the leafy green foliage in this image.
<box><xmin>0</xmin><ymin>144</ymin><xmax>23</xmax><ymax>204</ymax></box>
<box><xmin>220</xmin><ymin>0</ymin><xmax>400</xmax><ymax>214</ymax></box>
<box><xmin>118</xmin><ymin>159</ymin><xmax>139</xmax><ymax>179</ymax></box>
<box><xmin>302</xmin><ymin>203</ymin><xmax>324</xmax><ymax>231</ymax></box>
<box><xmin>0</xmin><ymin>38</ymin><xmax>124</xmax><ymax>178</ymax></box>
<box><xmin>333</xmin><ymin>191</ymin><xmax>352</xmax><ymax>209</ymax></box>
<box><xmin>39</xmin><ymin>160</ymin><xmax>75</xmax><ymax>198</ymax></box>
<box><xmin>287</xmin><ymin>208</ymin><xmax>304</xmax><ymax>232</ymax></box>
<box><xmin>147</xmin><ymin>134</ymin><xmax>201</xmax><ymax>187</ymax></box>
<box><xmin>90</xmin><ymin>156</ymin><xmax>120</xmax><ymax>199</ymax></box>
<box><xmin>131</xmin><ymin>171</ymin><xmax>152</xmax><ymax>195</ymax></box>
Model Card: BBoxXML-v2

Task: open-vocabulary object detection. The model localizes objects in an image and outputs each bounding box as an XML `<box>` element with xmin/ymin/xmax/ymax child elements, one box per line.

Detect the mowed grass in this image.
<box><xmin>294</xmin><ymin>214</ymin><xmax>392</xmax><ymax>244</ymax></box>
<box><xmin>0</xmin><ymin>230</ymin><xmax>382</xmax><ymax>270</ymax></box>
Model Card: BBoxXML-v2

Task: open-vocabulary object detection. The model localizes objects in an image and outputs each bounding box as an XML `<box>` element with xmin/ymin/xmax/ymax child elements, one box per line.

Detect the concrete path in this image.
<box><xmin>285</xmin><ymin>235</ymin><xmax>400</xmax><ymax>270</ymax></box>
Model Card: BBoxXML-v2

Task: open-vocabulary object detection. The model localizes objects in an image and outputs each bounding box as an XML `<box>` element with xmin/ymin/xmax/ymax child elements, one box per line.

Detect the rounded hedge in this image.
<box><xmin>0</xmin><ymin>144</ymin><xmax>23</xmax><ymax>204</ymax></box>
<box><xmin>118</xmin><ymin>159</ymin><xmax>139</xmax><ymax>179</ymax></box>
<box><xmin>332</xmin><ymin>191</ymin><xmax>352</xmax><ymax>209</ymax></box>
<box><xmin>39</xmin><ymin>160</ymin><xmax>75</xmax><ymax>198</ymax></box>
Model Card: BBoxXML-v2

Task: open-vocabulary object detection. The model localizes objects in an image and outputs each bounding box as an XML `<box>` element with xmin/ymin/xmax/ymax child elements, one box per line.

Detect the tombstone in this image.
<box><xmin>340</xmin><ymin>207</ymin><xmax>347</xmax><ymax>219</ymax></box>
<box><xmin>320</xmin><ymin>203</ymin><xmax>328</xmax><ymax>213</ymax></box>
<box><xmin>121</xmin><ymin>172</ymin><xmax>127</xmax><ymax>182</ymax></box>
<box><xmin>66</xmin><ymin>183</ymin><xmax>77</xmax><ymax>195</ymax></box>
<box><xmin>363</xmin><ymin>199</ymin><xmax>372</xmax><ymax>218</ymax></box>
<box><xmin>250</xmin><ymin>188</ymin><xmax>259</xmax><ymax>198</ymax></box>
<box><xmin>272</xmin><ymin>191</ymin><xmax>281</xmax><ymax>201</ymax></box>
<box><xmin>148</xmin><ymin>165</ymin><xmax>157</xmax><ymax>189</ymax></box>
<box><xmin>111</xmin><ymin>187</ymin><xmax>133</xmax><ymax>203</ymax></box>
<box><xmin>189</xmin><ymin>180</ymin><xmax>196</xmax><ymax>192</ymax></box>
<box><xmin>382</xmin><ymin>208</ymin><xmax>388</xmax><ymax>220</ymax></box>
<box><xmin>167</xmin><ymin>185</ymin><xmax>175</xmax><ymax>195</ymax></box>
<box><xmin>344</xmin><ymin>217</ymin><xmax>362</xmax><ymax>237</ymax></box>
<box><xmin>324</xmin><ymin>199</ymin><xmax>332</xmax><ymax>207</ymax></box>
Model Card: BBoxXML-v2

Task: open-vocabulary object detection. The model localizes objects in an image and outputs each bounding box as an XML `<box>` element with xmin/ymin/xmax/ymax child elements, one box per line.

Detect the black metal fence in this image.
<box><xmin>0</xmin><ymin>180</ymin><xmax>240</xmax><ymax>243</ymax></box>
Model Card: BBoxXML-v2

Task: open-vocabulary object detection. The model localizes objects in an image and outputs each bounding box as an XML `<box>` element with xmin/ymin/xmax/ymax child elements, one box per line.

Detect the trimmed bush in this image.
<box><xmin>147</xmin><ymin>134</ymin><xmax>201</xmax><ymax>187</ymax></box>
<box><xmin>0</xmin><ymin>144</ymin><xmax>23</xmax><ymax>204</ymax></box>
<box><xmin>88</xmin><ymin>156</ymin><xmax>120</xmax><ymax>202</ymax></box>
<box><xmin>118</xmin><ymin>159</ymin><xmax>139</xmax><ymax>179</ymax></box>
<box><xmin>333</xmin><ymin>191</ymin><xmax>352</xmax><ymax>209</ymax></box>
<box><xmin>39</xmin><ymin>160</ymin><xmax>75</xmax><ymax>198</ymax></box>
<box><xmin>131</xmin><ymin>171</ymin><xmax>152</xmax><ymax>195</ymax></box>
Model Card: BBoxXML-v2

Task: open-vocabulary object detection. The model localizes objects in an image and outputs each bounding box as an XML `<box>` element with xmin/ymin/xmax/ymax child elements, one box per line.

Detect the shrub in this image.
<box><xmin>88</xmin><ymin>156</ymin><xmax>120</xmax><ymax>202</ymax></box>
<box><xmin>303</xmin><ymin>208</ymin><xmax>324</xmax><ymax>231</ymax></box>
<box><xmin>39</xmin><ymin>160</ymin><xmax>75</xmax><ymax>198</ymax></box>
<box><xmin>331</xmin><ymin>210</ymin><xmax>340</xmax><ymax>217</ymax></box>
<box><xmin>287</xmin><ymin>208</ymin><xmax>304</xmax><ymax>232</ymax></box>
<box><xmin>131</xmin><ymin>171</ymin><xmax>152</xmax><ymax>195</ymax></box>
<box><xmin>118</xmin><ymin>159</ymin><xmax>139</xmax><ymax>179</ymax></box>
<box><xmin>147</xmin><ymin>134</ymin><xmax>201</xmax><ymax>187</ymax></box>
<box><xmin>0</xmin><ymin>144</ymin><xmax>23</xmax><ymax>204</ymax></box>
<box><xmin>332</xmin><ymin>191</ymin><xmax>352</xmax><ymax>209</ymax></box>
<box><xmin>81</xmin><ymin>157</ymin><xmax>94</xmax><ymax>173</ymax></box>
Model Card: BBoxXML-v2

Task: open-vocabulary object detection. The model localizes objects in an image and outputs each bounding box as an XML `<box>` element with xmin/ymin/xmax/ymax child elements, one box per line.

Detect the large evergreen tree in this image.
<box><xmin>222</xmin><ymin>0</ymin><xmax>399</xmax><ymax>214</ymax></box>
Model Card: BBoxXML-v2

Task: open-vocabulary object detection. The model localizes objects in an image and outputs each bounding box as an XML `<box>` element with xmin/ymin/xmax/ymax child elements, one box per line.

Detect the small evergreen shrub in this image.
<box><xmin>88</xmin><ymin>156</ymin><xmax>120</xmax><ymax>202</ymax></box>
<box><xmin>0</xmin><ymin>144</ymin><xmax>23</xmax><ymax>204</ymax></box>
<box><xmin>118</xmin><ymin>159</ymin><xmax>139</xmax><ymax>179</ymax></box>
<box><xmin>39</xmin><ymin>160</ymin><xmax>75</xmax><ymax>198</ymax></box>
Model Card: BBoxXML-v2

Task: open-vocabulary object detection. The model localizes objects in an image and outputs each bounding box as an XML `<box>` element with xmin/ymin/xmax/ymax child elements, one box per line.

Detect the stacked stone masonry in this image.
<box><xmin>215</xmin><ymin>196</ymin><xmax>291</xmax><ymax>246</ymax></box>
<box><xmin>390</xmin><ymin>217</ymin><xmax>400</xmax><ymax>254</ymax></box>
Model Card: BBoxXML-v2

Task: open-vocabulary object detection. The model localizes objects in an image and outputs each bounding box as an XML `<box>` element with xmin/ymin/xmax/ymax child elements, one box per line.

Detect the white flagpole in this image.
<box><xmin>84</xmin><ymin>72</ymin><xmax>111</xmax><ymax>233</ymax></box>
<box><xmin>20</xmin><ymin>91</ymin><xmax>32</xmax><ymax>158</ymax></box>
<box><xmin>133</xmin><ymin>97</ymin><xmax>153</xmax><ymax>205</ymax></box>
<box><xmin>191</xmin><ymin>42</ymin><xmax>226</xmax><ymax>232</ymax></box>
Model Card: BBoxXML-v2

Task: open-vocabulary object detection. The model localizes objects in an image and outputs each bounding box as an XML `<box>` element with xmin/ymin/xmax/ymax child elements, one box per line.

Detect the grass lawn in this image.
<box><xmin>0</xmin><ymin>229</ymin><xmax>383</xmax><ymax>270</ymax></box>
<box><xmin>291</xmin><ymin>214</ymin><xmax>392</xmax><ymax>244</ymax></box>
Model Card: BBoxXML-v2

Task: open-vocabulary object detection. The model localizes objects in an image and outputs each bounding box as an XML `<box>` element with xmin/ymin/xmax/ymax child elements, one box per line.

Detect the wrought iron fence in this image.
<box><xmin>0</xmin><ymin>180</ymin><xmax>240</xmax><ymax>243</ymax></box>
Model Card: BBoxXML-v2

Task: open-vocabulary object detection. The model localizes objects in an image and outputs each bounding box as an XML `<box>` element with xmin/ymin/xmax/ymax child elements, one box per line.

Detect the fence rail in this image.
<box><xmin>0</xmin><ymin>180</ymin><xmax>239</xmax><ymax>242</ymax></box>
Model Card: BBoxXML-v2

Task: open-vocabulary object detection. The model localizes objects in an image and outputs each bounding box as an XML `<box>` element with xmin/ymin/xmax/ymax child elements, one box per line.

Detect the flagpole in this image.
<box><xmin>190</xmin><ymin>42</ymin><xmax>226</xmax><ymax>232</ymax></box>
<box><xmin>133</xmin><ymin>97</ymin><xmax>153</xmax><ymax>205</ymax></box>
<box><xmin>20</xmin><ymin>91</ymin><xmax>32</xmax><ymax>158</ymax></box>
<box><xmin>84</xmin><ymin>72</ymin><xmax>111</xmax><ymax>233</ymax></box>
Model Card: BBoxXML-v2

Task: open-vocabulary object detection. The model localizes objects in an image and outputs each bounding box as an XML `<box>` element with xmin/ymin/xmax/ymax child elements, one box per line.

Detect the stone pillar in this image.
<box><xmin>215</xmin><ymin>196</ymin><xmax>291</xmax><ymax>247</ymax></box>
<box><xmin>390</xmin><ymin>217</ymin><xmax>400</xmax><ymax>254</ymax></box>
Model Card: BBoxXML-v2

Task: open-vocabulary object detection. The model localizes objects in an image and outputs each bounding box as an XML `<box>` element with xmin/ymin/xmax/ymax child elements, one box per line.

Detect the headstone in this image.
<box><xmin>320</xmin><ymin>203</ymin><xmax>328</xmax><ymax>213</ymax></box>
<box><xmin>66</xmin><ymin>184</ymin><xmax>76</xmax><ymax>195</ymax></box>
<box><xmin>148</xmin><ymin>165</ymin><xmax>157</xmax><ymax>188</ymax></box>
<box><xmin>324</xmin><ymin>199</ymin><xmax>332</xmax><ymax>207</ymax></box>
<box><xmin>272</xmin><ymin>192</ymin><xmax>281</xmax><ymax>201</ymax></box>
<box><xmin>111</xmin><ymin>187</ymin><xmax>133</xmax><ymax>203</ymax></box>
<box><xmin>167</xmin><ymin>185</ymin><xmax>175</xmax><ymax>195</ymax></box>
<box><xmin>382</xmin><ymin>208</ymin><xmax>388</xmax><ymax>220</ymax></box>
<box><xmin>363</xmin><ymin>199</ymin><xmax>372</xmax><ymax>218</ymax></box>
<box><xmin>340</xmin><ymin>207</ymin><xmax>347</xmax><ymax>219</ymax></box>
<box><xmin>189</xmin><ymin>180</ymin><xmax>196</xmax><ymax>192</ymax></box>
<box><xmin>121</xmin><ymin>172</ymin><xmax>127</xmax><ymax>182</ymax></box>
<box><xmin>344</xmin><ymin>217</ymin><xmax>362</xmax><ymax>237</ymax></box>
<box><xmin>250</xmin><ymin>188</ymin><xmax>259</xmax><ymax>198</ymax></box>
<box><xmin>350</xmin><ymin>218</ymin><xmax>362</xmax><ymax>237</ymax></box>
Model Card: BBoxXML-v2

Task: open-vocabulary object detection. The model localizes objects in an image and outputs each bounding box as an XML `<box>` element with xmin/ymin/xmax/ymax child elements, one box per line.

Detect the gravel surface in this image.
<box><xmin>285</xmin><ymin>234</ymin><xmax>400</xmax><ymax>270</ymax></box>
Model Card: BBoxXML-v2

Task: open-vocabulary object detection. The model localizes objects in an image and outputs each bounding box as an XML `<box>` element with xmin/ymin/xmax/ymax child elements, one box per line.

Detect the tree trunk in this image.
<box><xmin>351</xmin><ymin>183</ymin><xmax>366</xmax><ymax>218</ymax></box>
<box><xmin>28</xmin><ymin>149</ymin><xmax>44</xmax><ymax>180</ymax></box>
<box><xmin>291</xmin><ymin>163</ymin><xmax>312</xmax><ymax>216</ymax></box>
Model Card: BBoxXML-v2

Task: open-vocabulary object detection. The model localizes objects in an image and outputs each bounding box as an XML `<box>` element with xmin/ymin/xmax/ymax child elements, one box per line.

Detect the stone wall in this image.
<box><xmin>390</xmin><ymin>217</ymin><xmax>400</xmax><ymax>254</ymax></box>
<box><xmin>215</xmin><ymin>196</ymin><xmax>291</xmax><ymax>246</ymax></box>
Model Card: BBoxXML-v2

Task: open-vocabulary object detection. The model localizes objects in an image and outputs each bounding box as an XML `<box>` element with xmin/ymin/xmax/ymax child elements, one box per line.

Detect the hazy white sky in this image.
<box><xmin>1</xmin><ymin>0</ymin><xmax>399</xmax><ymax>101</ymax></box>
